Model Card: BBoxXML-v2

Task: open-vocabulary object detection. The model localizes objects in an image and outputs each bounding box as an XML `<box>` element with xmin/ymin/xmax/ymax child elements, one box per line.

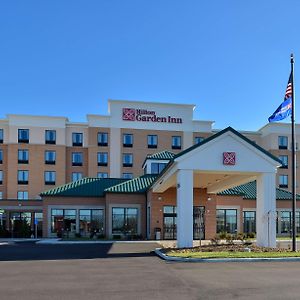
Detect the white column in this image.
<box><xmin>256</xmin><ymin>173</ymin><xmax>277</xmax><ymax>247</ymax></box>
<box><xmin>176</xmin><ymin>169</ymin><xmax>193</xmax><ymax>248</ymax></box>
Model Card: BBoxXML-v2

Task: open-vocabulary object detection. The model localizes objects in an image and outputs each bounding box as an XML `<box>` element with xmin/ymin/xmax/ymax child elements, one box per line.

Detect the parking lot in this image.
<box><xmin>1</xmin><ymin>242</ymin><xmax>300</xmax><ymax>299</ymax></box>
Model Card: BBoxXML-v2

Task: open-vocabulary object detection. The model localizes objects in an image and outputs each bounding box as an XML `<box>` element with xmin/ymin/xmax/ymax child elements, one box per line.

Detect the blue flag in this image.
<box><xmin>268</xmin><ymin>73</ymin><xmax>292</xmax><ymax>122</ymax></box>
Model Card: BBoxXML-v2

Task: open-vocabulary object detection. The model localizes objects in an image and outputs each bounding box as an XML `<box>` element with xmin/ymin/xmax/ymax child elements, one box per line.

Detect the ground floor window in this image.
<box><xmin>79</xmin><ymin>209</ymin><xmax>104</xmax><ymax>237</ymax></box>
<box><xmin>10</xmin><ymin>212</ymin><xmax>32</xmax><ymax>238</ymax></box>
<box><xmin>112</xmin><ymin>207</ymin><xmax>138</xmax><ymax>235</ymax></box>
<box><xmin>216</xmin><ymin>209</ymin><xmax>237</xmax><ymax>234</ymax></box>
<box><xmin>243</xmin><ymin>211</ymin><xmax>256</xmax><ymax>234</ymax></box>
<box><xmin>277</xmin><ymin>211</ymin><xmax>300</xmax><ymax>235</ymax></box>
<box><xmin>51</xmin><ymin>209</ymin><xmax>76</xmax><ymax>237</ymax></box>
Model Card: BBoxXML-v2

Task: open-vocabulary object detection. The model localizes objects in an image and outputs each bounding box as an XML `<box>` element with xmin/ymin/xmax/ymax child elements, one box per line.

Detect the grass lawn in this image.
<box><xmin>167</xmin><ymin>251</ymin><xmax>300</xmax><ymax>259</ymax></box>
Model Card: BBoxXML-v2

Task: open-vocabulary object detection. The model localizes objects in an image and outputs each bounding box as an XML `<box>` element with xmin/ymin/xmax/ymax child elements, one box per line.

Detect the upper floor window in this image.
<box><xmin>0</xmin><ymin>129</ymin><xmax>3</xmax><ymax>143</ymax></box>
<box><xmin>45</xmin><ymin>171</ymin><xmax>56</xmax><ymax>185</ymax></box>
<box><xmin>123</xmin><ymin>153</ymin><xmax>133</xmax><ymax>167</ymax></box>
<box><xmin>279</xmin><ymin>155</ymin><xmax>288</xmax><ymax>169</ymax></box>
<box><xmin>97</xmin><ymin>172</ymin><xmax>108</xmax><ymax>179</ymax></box>
<box><xmin>18</xmin><ymin>149</ymin><xmax>29</xmax><ymax>164</ymax></box>
<box><xmin>97</xmin><ymin>152</ymin><xmax>108</xmax><ymax>166</ymax></box>
<box><xmin>147</xmin><ymin>135</ymin><xmax>158</xmax><ymax>149</ymax></box>
<box><xmin>72</xmin><ymin>152</ymin><xmax>83</xmax><ymax>166</ymax></box>
<box><xmin>0</xmin><ymin>150</ymin><xmax>2</xmax><ymax>164</ymax></box>
<box><xmin>123</xmin><ymin>134</ymin><xmax>133</xmax><ymax>147</ymax></box>
<box><xmin>278</xmin><ymin>136</ymin><xmax>288</xmax><ymax>149</ymax></box>
<box><xmin>72</xmin><ymin>172</ymin><xmax>82</xmax><ymax>182</ymax></box>
<box><xmin>72</xmin><ymin>132</ymin><xmax>83</xmax><ymax>147</ymax></box>
<box><xmin>18</xmin><ymin>170</ymin><xmax>28</xmax><ymax>184</ymax></box>
<box><xmin>195</xmin><ymin>136</ymin><xmax>204</xmax><ymax>144</ymax></box>
<box><xmin>151</xmin><ymin>162</ymin><xmax>167</xmax><ymax>174</ymax></box>
<box><xmin>45</xmin><ymin>130</ymin><xmax>56</xmax><ymax>144</ymax></box>
<box><xmin>45</xmin><ymin>151</ymin><xmax>56</xmax><ymax>165</ymax></box>
<box><xmin>0</xmin><ymin>170</ymin><xmax>3</xmax><ymax>184</ymax></box>
<box><xmin>172</xmin><ymin>136</ymin><xmax>181</xmax><ymax>150</ymax></box>
<box><xmin>17</xmin><ymin>191</ymin><xmax>28</xmax><ymax>200</ymax></box>
<box><xmin>98</xmin><ymin>132</ymin><xmax>108</xmax><ymax>147</ymax></box>
<box><xmin>122</xmin><ymin>173</ymin><xmax>133</xmax><ymax>179</ymax></box>
<box><xmin>279</xmin><ymin>175</ymin><xmax>288</xmax><ymax>188</ymax></box>
<box><xmin>18</xmin><ymin>129</ymin><xmax>29</xmax><ymax>143</ymax></box>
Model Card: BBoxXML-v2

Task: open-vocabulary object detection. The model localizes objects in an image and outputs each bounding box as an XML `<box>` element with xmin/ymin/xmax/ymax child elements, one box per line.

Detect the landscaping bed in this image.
<box><xmin>163</xmin><ymin>244</ymin><xmax>300</xmax><ymax>259</ymax></box>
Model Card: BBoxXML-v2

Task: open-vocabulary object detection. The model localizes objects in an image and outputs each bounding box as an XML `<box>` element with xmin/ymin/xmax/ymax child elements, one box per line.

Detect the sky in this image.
<box><xmin>0</xmin><ymin>0</ymin><xmax>300</xmax><ymax>131</ymax></box>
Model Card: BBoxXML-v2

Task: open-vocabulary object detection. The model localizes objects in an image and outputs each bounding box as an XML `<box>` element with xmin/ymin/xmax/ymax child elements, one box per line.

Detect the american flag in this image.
<box><xmin>285</xmin><ymin>73</ymin><xmax>293</xmax><ymax>100</ymax></box>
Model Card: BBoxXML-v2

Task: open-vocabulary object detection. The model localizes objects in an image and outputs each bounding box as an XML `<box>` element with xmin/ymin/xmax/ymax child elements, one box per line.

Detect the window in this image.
<box><xmin>243</xmin><ymin>211</ymin><xmax>256</xmax><ymax>233</ymax></box>
<box><xmin>216</xmin><ymin>209</ymin><xmax>237</xmax><ymax>234</ymax></box>
<box><xmin>0</xmin><ymin>129</ymin><xmax>3</xmax><ymax>143</ymax></box>
<box><xmin>278</xmin><ymin>136</ymin><xmax>288</xmax><ymax>149</ymax></box>
<box><xmin>72</xmin><ymin>172</ymin><xmax>82</xmax><ymax>182</ymax></box>
<box><xmin>0</xmin><ymin>150</ymin><xmax>2</xmax><ymax>164</ymax></box>
<box><xmin>0</xmin><ymin>171</ymin><xmax>3</xmax><ymax>184</ymax></box>
<box><xmin>17</xmin><ymin>191</ymin><xmax>28</xmax><ymax>200</ymax></box>
<box><xmin>151</xmin><ymin>162</ymin><xmax>167</xmax><ymax>174</ymax></box>
<box><xmin>51</xmin><ymin>209</ymin><xmax>76</xmax><ymax>234</ymax></box>
<box><xmin>72</xmin><ymin>152</ymin><xmax>83</xmax><ymax>166</ymax></box>
<box><xmin>18</xmin><ymin>129</ymin><xmax>29</xmax><ymax>143</ymax></box>
<box><xmin>112</xmin><ymin>207</ymin><xmax>138</xmax><ymax>235</ymax></box>
<box><xmin>0</xmin><ymin>191</ymin><xmax>2</xmax><ymax>200</ymax></box>
<box><xmin>172</xmin><ymin>136</ymin><xmax>181</xmax><ymax>150</ymax></box>
<box><xmin>45</xmin><ymin>151</ymin><xmax>56</xmax><ymax>164</ymax></box>
<box><xmin>147</xmin><ymin>135</ymin><xmax>158</xmax><ymax>148</ymax></box>
<box><xmin>98</xmin><ymin>132</ymin><xmax>108</xmax><ymax>146</ymax></box>
<box><xmin>79</xmin><ymin>209</ymin><xmax>104</xmax><ymax>237</ymax></box>
<box><xmin>123</xmin><ymin>134</ymin><xmax>133</xmax><ymax>147</ymax></box>
<box><xmin>97</xmin><ymin>152</ymin><xmax>108</xmax><ymax>166</ymax></box>
<box><xmin>195</xmin><ymin>137</ymin><xmax>204</xmax><ymax>144</ymax></box>
<box><xmin>45</xmin><ymin>130</ymin><xmax>56</xmax><ymax>144</ymax></box>
<box><xmin>97</xmin><ymin>172</ymin><xmax>108</xmax><ymax>178</ymax></box>
<box><xmin>122</xmin><ymin>173</ymin><xmax>133</xmax><ymax>179</ymax></box>
<box><xmin>279</xmin><ymin>175</ymin><xmax>288</xmax><ymax>188</ymax></box>
<box><xmin>18</xmin><ymin>149</ymin><xmax>29</xmax><ymax>164</ymax></box>
<box><xmin>123</xmin><ymin>153</ymin><xmax>133</xmax><ymax>167</ymax></box>
<box><xmin>72</xmin><ymin>132</ymin><xmax>83</xmax><ymax>146</ymax></box>
<box><xmin>279</xmin><ymin>155</ymin><xmax>288</xmax><ymax>169</ymax></box>
<box><xmin>45</xmin><ymin>171</ymin><xmax>56</xmax><ymax>185</ymax></box>
<box><xmin>18</xmin><ymin>170</ymin><xmax>28</xmax><ymax>184</ymax></box>
<box><xmin>280</xmin><ymin>211</ymin><xmax>291</xmax><ymax>234</ymax></box>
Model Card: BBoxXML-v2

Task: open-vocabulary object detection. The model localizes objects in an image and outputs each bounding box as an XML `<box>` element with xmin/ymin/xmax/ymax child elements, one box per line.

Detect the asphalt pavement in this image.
<box><xmin>0</xmin><ymin>242</ymin><xmax>300</xmax><ymax>299</ymax></box>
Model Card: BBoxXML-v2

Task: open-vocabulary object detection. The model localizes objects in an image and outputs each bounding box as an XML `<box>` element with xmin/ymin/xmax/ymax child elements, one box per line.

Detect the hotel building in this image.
<box><xmin>0</xmin><ymin>100</ymin><xmax>299</xmax><ymax>246</ymax></box>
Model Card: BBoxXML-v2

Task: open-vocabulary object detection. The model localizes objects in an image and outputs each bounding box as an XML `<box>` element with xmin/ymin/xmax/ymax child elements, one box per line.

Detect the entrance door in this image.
<box><xmin>193</xmin><ymin>206</ymin><xmax>205</xmax><ymax>240</ymax></box>
<box><xmin>163</xmin><ymin>206</ymin><xmax>177</xmax><ymax>239</ymax></box>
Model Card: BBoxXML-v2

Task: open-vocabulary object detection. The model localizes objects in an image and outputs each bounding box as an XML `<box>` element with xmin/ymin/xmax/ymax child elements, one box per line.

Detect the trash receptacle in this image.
<box><xmin>155</xmin><ymin>227</ymin><xmax>161</xmax><ymax>240</ymax></box>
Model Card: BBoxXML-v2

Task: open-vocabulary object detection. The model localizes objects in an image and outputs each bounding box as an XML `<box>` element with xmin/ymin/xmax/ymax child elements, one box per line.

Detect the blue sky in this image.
<box><xmin>0</xmin><ymin>1</ymin><xmax>299</xmax><ymax>130</ymax></box>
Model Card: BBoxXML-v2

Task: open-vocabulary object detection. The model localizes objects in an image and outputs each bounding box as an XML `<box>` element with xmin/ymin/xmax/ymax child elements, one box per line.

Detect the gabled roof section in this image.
<box><xmin>105</xmin><ymin>174</ymin><xmax>158</xmax><ymax>194</ymax></box>
<box><xmin>41</xmin><ymin>177</ymin><xmax>128</xmax><ymax>197</ymax></box>
<box><xmin>218</xmin><ymin>181</ymin><xmax>300</xmax><ymax>200</ymax></box>
<box><xmin>174</xmin><ymin>126</ymin><xmax>282</xmax><ymax>164</ymax></box>
<box><xmin>146</xmin><ymin>150</ymin><xmax>175</xmax><ymax>160</ymax></box>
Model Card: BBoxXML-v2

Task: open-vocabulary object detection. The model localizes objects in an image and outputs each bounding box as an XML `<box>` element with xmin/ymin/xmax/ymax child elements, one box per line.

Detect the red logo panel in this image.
<box><xmin>122</xmin><ymin>108</ymin><xmax>136</xmax><ymax>121</ymax></box>
<box><xmin>223</xmin><ymin>152</ymin><xmax>236</xmax><ymax>165</ymax></box>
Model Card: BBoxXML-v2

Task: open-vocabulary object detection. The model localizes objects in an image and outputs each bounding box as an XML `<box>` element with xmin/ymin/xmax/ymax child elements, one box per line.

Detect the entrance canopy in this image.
<box><xmin>151</xmin><ymin>127</ymin><xmax>282</xmax><ymax>248</ymax></box>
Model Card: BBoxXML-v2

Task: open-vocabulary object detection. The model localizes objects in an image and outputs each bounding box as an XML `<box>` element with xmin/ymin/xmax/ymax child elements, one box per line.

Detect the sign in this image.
<box><xmin>223</xmin><ymin>152</ymin><xmax>236</xmax><ymax>165</ymax></box>
<box><xmin>34</xmin><ymin>219</ymin><xmax>39</xmax><ymax>225</ymax></box>
<box><xmin>122</xmin><ymin>108</ymin><xmax>183</xmax><ymax>124</ymax></box>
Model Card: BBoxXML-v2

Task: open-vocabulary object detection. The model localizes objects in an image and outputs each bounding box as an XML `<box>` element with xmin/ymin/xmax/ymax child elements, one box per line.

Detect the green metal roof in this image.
<box><xmin>41</xmin><ymin>177</ymin><xmax>128</xmax><ymax>197</ymax></box>
<box><xmin>219</xmin><ymin>181</ymin><xmax>300</xmax><ymax>200</ymax></box>
<box><xmin>146</xmin><ymin>150</ymin><xmax>175</xmax><ymax>160</ymax></box>
<box><xmin>104</xmin><ymin>174</ymin><xmax>158</xmax><ymax>194</ymax></box>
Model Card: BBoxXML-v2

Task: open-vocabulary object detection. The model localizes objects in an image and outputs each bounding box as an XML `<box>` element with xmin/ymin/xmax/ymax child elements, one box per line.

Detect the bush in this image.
<box><xmin>75</xmin><ymin>233</ymin><xmax>81</xmax><ymax>238</ymax></box>
<box><xmin>225</xmin><ymin>233</ymin><xmax>234</xmax><ymax>245</ymax></box>
<box><xmin>97</xmin><ymin>234</ymin><xmax>105</xmax><ymax>239</ymax></box>
<box><xmin>113</xmin><ymin>234</ymin><xmax>122</xmax><ymax>240</ymax></box>
<box><xmin>247</xmin><ymin>232</ymin><xmax>256</xmax><ymax>239</ymax></box>
<box><xmin>218</xmin><ymin>231</ymin><xmax>227</xmax><ymax>239</ymax></box>
<box><xmin>236</xmin><ymin>232</ymin><xmax>245</xmax><ymax>241</ymax></box>
<box><xmin>211</xmin><ymin>235</ymin><xmax>221</xmax><ymax>246</ymax></box>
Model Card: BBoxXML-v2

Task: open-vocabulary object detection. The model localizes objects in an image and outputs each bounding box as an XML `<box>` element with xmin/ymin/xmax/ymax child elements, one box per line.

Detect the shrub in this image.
<box><xmin>218</xmin><ymin>231</ymin><xmax>227</xmax><ymax>239</ymax></box>
<box><xmin>236</xmin><ymin>232</ymin><xmax>245</xmax><ymax>241</ymax></box>
<box><xmin>75</xmin><ymin>233</ymin><xmax>81</xmax><ymax>238</ymax></box>
<box><xmin>113</xmin><ymin>234</ymin><xmax>122</xmax><ymax>240</ymax></box>
<box><xmin>211</xmin><ymin>234</ymin><xmax>221</xmax><ymax>246</ymax></box>
<box><xmin>225</xmin><ymin>233</ymin><xmax>234</xmax><ymax>245</ymax></box>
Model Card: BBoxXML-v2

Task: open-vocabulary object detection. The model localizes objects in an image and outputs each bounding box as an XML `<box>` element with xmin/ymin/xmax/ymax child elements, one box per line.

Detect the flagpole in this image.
<box><xmin>291</xmin><ymin>53</ymin><xmax>297</xmax><ymax>251</ymax></box>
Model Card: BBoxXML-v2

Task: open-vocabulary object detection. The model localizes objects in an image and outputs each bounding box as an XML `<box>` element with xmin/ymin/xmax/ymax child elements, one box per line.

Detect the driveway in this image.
<box><xmin>1</xmin><ymin>242</ymin><xmax>300</xmax><ymax>299</ymax></box>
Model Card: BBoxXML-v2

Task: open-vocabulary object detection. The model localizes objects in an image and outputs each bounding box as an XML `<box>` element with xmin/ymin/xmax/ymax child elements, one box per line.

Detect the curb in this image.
<box><xmin>154</xmin><ymin>248</ymin><xmax>300</xmax><ymax>263</ymax></box>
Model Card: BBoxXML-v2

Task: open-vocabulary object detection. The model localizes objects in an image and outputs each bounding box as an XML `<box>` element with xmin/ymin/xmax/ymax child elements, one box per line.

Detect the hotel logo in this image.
<box><xmin>223</xmin><ymin>152</ymin><xmax>236</xmax><ymax>165</ymax></box>
<box><xmin>122</xmin><ymin>108</ymin><xmax>182</xmax><ymax>124</ymax></box>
